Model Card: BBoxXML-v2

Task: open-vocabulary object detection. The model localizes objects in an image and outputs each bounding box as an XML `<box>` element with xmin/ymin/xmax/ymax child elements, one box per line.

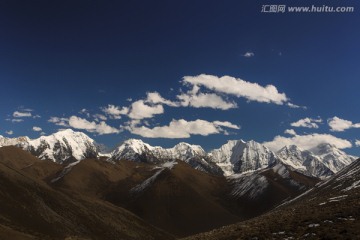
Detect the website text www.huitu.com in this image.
<box><xmin>261</xmin><ymin>5</ymin><xmax>355</xmax><ymax>13</ymax></box>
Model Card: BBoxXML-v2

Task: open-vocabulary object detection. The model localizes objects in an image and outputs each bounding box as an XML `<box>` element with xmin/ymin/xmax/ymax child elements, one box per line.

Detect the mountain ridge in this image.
<box><xmin>0</xmin><ymin>129</ymin><xmax>356</xmax><ymax>179</ymax></box>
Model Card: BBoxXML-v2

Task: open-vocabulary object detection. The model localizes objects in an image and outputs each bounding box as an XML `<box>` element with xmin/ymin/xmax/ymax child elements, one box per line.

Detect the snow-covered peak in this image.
<box><xmin>310</xmin><ymin>143</ymin><xmax>337</xmax><ymax>155</ymax></box>
<box><xmin>23</xmin><ymin>129</ymin><xmax>99</xmax><ymax>163</ymax></box>
<box><xmin>276</xmin><ymin>143</ymin><xmax>355</xmax><ymax>178</ymax></box>
<box><xmin>171</xmin><ymin>142</ymin><xmax>206</xmax><ymax>157</ymax></box>
<box><xmin>209</xmin><ymin>140</ymin><xmax>277</xmax><ymax>176</ymax></box>
<box><xmin>110</xmin><ymin>139</ymin><xmax>207</xmax><ymax>163</ymax></box>
<box><xmin>118</xmin><ymin>138</ymin><xmax>155</xmax><ymax>153</ymax></box>
<box><xmin>310</xmin><ymin>143</ymin><xmax>356</xmax><ymax>174</ymax></box>
<box><xmin>0</xmin><ymin>129</ymin><xmax>100</xmax><ymax>163</ymax></box>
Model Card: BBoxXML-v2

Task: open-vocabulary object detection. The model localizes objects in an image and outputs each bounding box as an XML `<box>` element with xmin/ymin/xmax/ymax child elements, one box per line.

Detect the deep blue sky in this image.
<box><xmin>1</xmin><ymin>0</ymin><xmax>360</xmax><ymax>154</ymax></box>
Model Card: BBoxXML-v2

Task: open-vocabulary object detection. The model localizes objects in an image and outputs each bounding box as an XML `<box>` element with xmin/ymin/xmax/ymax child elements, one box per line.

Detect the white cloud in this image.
<box><xmin>48</xmin><ymin>117</ymin><xmax>69</xmax><ymax>127</ymax></box>
<box><xmin>93</xmin><ymin>114</ymin><xmax>107</xmax><ymax>121</ymax></box>
<box><xmin>328</xmin><ymin>116</ymin><xmax>360</xmax><ymax>132</ymax></box>
<box><xmin>290</xmin><ymin>117</ymin><xmax>322</xmax><ymax>129</ymax></box>
<box><xmin>177</xmin><ymin>92</ymin><xmax>237</xmax><ymax>110</ymax></box>
<box><xmin>5</xmin><ymin>130</ymin><xmax>13</xmax><ymax>135</ymax></box>
<box><xmin>213</xmin><ymin>121</ymin><xmax>240</xmax><ymax>129</ymax></box>
<box><xmin>182</xmin><ymin>74</ymin><xmax>288</xmax><ymax>105</ymax></box>
<box><xmin>243</xmin><ymin>52</ymin><xmax>254</xmax><ymax>58</ymax></box>
<box><xmin>101</xmin><ymin>104</ymin><xmax>129</xmax><ymax>119</ymax></box>
<box><xmin>32</xmin><ymin>126</ymin><xmax>42</xmax><ymax>132</ymax></box>
<box><xmin>68</xmin><ymin>116</ymin><xmax>120</xmax><ymax>135</ymax></box>
<box><xmin>264</xmin><ymin>133</ymin><xmax>352</xmax><ymax>152</ymax></box>
<box><xmin>13</xmin><ymin>111</ymin><xmax>32</xmax><ymax>118</ymax></box>
<box><xmin>79</xmin><ymin>108</ymin><xmax>90</xmax><ymax>117</ymax></box>
<box><xmin>33</xmin><ymin>114</ymin><xmax>41</xmax><ymax>118</ymax></box>
<box><xmin>356</xmin><ymin>140</ymin><xmax>360</xmax><ymax>147</ymax></box>
<box><xmin>128</xmin><ymin>100</ymin><xmax>164</xmax><ymax>119</ymax></box>
<box><xmin>287</xmin><ymin>103</ymin><xmax>307</xmax><ymax>109</ymax></box>
<box><xmin>284</xmin><ymin>129</ymin><xmax>296</xmax><ymax>136</ymax></box>
<box><xmin>18</xmin><ymin>107</ymin><xmax>33</xmax><ymax>112</ymax></box>
<box><xmin>146</xmin><ymin>92</ymin><xmax>178</xmax><ymax>107</ymax></box>
<box><xmin>9</xmin><ymin>119</ymin><xmax>24</xmax><ymax>123</ymax></box>
<box><xmin>127</xmin><ymin>119</ymin><xmax>240</xmax><ymax>138</ymax></box>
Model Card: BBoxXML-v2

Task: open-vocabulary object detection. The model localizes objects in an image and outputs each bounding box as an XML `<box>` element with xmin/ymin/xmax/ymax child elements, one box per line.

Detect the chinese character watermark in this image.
<box><xmin>261</xmin><ymin>5</ymin><xmax>286</xmax><ymax>13</ymax></box>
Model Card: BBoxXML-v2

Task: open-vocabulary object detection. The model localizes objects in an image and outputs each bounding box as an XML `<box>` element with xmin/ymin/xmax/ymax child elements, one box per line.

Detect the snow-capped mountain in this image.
<box><xmin>277</xmin><ymin>145</ymin><xmax>333</xmax><ymax>179</ymax></box>
<box><xmin>209</xmin><ymin>140</ymin><xmax>278</xmax><ymax>176</ymax></box>
<box><xmin>310</xmin><ymin>143</ymin><xmax>356</xmax><ymax>173</ymax></box>
<box><xmin>277</xmin><ymin>144</ymin><xmax>356</xmax><ymax>179</ymax></box>
<box><xmin>110</xmin><ymin>139</ymin><xmax>206</xmax><ymax>162</ymax></box>
<box><xmin>109</xmin><ymin>139</ymin><xmax>222</xmax><ymax>174</ymax></box>
<box><xmin>1</xmin><ymin>129</ymin><xmax>99</xmax><ymax>163</ymax></box>
<box><xmin>1</xmin><ymin>130</ymin><xmax>356</xmax><ymax>179</ymax></box>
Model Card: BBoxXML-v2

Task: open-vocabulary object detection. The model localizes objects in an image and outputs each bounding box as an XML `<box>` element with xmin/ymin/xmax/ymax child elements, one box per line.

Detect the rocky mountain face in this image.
<box><xmin>209</xmin><ymin>140</ymin><xmax>278</xmax><ymax>176</ymax></box>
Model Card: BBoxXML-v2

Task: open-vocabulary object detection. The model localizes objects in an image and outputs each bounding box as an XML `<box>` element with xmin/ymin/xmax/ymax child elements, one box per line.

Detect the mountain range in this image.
<box><xmin>0</xmin><ymin>129</ymin><xmax>355</xmax><ymax>179</ymax></box>
<box><xmin>0</xmin><ymin>129</ymin><xmax>358</xmax><ymax>239</ymax></box>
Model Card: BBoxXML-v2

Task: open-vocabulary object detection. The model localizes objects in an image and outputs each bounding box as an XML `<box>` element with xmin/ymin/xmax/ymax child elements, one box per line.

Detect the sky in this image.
<box><xmin>1</xmin><ymin>0</ymin><xmax>360</xmax><ymax>154</ymax></box>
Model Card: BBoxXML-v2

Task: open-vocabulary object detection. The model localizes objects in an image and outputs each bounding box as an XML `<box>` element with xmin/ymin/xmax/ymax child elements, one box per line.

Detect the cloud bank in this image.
<box><xmin>127</xmin><ymin>119</ymin><xmax>240</xmax><ymax>138</ymax></box>
<box><xmin>182</xmin><ymin>74</ymin><xmax>289</xmax><ymax>105</ymax></box>
<box><xmin>68</xmin><ymin>116</ymin><xmax>121</xmax><ymax>135</ymax></box>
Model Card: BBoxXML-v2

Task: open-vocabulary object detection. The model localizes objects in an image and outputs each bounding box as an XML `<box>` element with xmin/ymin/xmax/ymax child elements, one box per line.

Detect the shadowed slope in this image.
<box><xmin>182</xmin><ymin>159</ymin><xmax>360</xmax><ymax>240</ymax></box>
<box><xmin>0</xmin><ymin>147</ymin><xmax>173</xmax><ymax>240</ymax></box>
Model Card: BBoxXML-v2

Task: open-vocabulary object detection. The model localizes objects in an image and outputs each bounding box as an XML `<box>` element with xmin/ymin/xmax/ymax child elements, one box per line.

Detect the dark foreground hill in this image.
<box><xmin>0</xmin><ymin>146</ymin><xmax>322</xmax><ymax>238</ymax></box>
<box><xmin>0</xmin><ymin>146</ymin><xmax>173</xmax><ymax>240</ymax></box>
<box><xmin>183</xmin><ymin>159</ymin><xmax>360</xmax><ymax>240</ymax></box>
<box><xmin>46</xmin><ymin>155</ymin><xmax>317</xmax><ymax>237</ymax></box>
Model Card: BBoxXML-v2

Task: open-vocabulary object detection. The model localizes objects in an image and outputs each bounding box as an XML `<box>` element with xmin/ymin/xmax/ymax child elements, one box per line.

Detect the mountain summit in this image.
<box><xmin>0</xmin><ymin>129</ymin><xmax>99</xmax><ymax>163</ymax></box>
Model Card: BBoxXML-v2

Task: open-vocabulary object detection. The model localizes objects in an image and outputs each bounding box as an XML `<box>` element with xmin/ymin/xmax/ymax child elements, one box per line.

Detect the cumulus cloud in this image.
<box><xmin>48</xmin><ymin>117</ymin><xmax>69</xmax><ymax>127</ymax></box>
<box><xmin>243</xmin><ymin>52</ymin><xmax>254</xmax><ymax>58</ymax></box>
<box><xmin>328</xmin><ymin>116</ymin><xmax>360</xmax><ymax>132</ymax></box>
<box><xmin>356</xmin><ymin>140</ymin><xmax>360</xmax><ymax>147</ymax></box>
<box><xmin>5</xmin><ymin>130</ymin><xmax>13</xmax><ymax>135</ymax></box>
<box><xmin>32</xmin><ymin>126</ymin><xmax>42</xmax><ymax>132</ymax></box>
<box><xmin>128</xmin><ymin>100</ymin><xmax>164</xmax><ymax>119</ymax></box>
<box><xmin>68</xmin><ymin>116</ymin><xmax>120</xmax><ymax>135</ymax></box>
<box><xmin>101</xmin><ymin>104</ymin><xmax>129</xmax><ymax>119</ymax></box>
<box><xmin>290</xmin><ymin>117</ymin><xmax>322</xmax><ymax>129</ymax></box>
<box><xmin>182</xmin><ymin>74</ymin><xmax>288</xmax><ymax>105</ymax></box>
<box><xmin>263</xmin><ymin>133</ymin><xmax>352</xmax><ymax>152</ymax></box>
<box><xmin>127</xmin><ymin>119</ymin><xmax>240</xmax><ymax>138</ymax></box>
<box><xmin>284</xmin><ymin>129</ymin><xmax>296</xmax><ymax>136</ymax></box>
<box><xmin>177</xmin><ymin>92</ymin><xmax>237</xmax><ymax>110</ymax></box>
<box><xmin>13</xmin><ymin>111</ymin><xmax>32</xmax><ymax>118</ymax></box>
<box><xmin>146</xmin><ymin>92</ymin><xmax>178</xmax><ymax>107</ymax></box>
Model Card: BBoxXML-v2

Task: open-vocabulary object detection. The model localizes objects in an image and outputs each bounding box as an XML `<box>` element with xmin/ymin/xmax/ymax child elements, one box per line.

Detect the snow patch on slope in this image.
<box><xmin>228</xmin><ymin>173</ymin><xmax>269</xmax><ymax>199</ymax></box>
